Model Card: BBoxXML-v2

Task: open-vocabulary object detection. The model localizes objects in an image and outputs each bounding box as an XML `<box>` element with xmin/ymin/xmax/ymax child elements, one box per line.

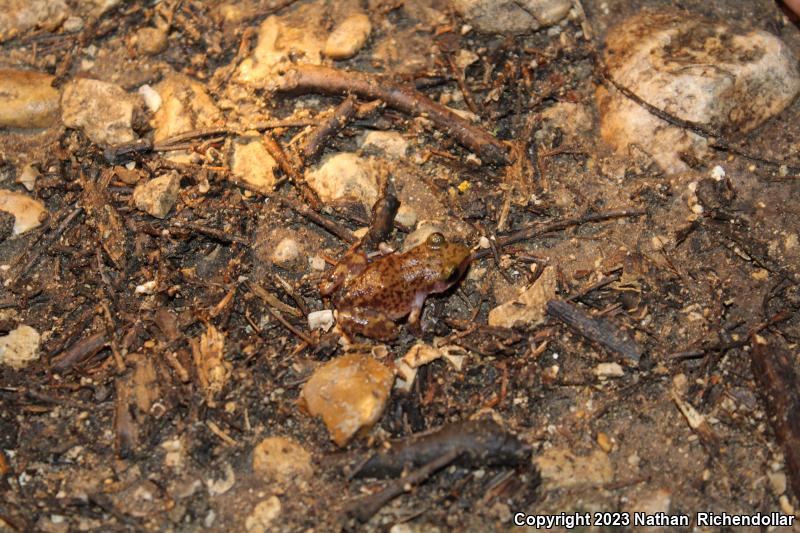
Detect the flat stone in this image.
<box><xmin>61</xmin><ymin>79</ymin><xmax>139</xmax><ymax>146</ymax></box>
<box><xmin>301</xmin><ymin>354</ymin><xmax>394</xmax><ymax>446</ymax></box>
<box><xmin>534</xmin><ymin>447</ymin><xmax>614</xmax><ymax>489</ymax></box>
<box><xmin>230</xmin><ymin>137</ymin><xmax>277</xmax><ymax>193</ymax></box>
<box><xmin>0</xmin><ymin>189</ymin><xmax>47</xmax><ymax>235</ymax></box>
<box><xmin>0</xmin><ymin>70</ymin><xmax>60</xmax><ymax>129</ymax></box>
<box><xmin>488</xmin><ymin>266</ymin><xmax>558</xmax><ymax>328</ymax></box>
<box><xmin>452</xmin><ymin>0</ymin><xmax>571</xmax><ymax>35</ymax></box>
<box><xmin>304</xmin><ymin>152</ymin><xmax>378</xmax><ymax>210</ymax></box>
<box><xmin>324</xmin><ymin>13</ymin><xmax>372</xmax><ymax>60</ymax></box>
<box><xmin>252</xmin><ymin>437</ymin><xmax>313</xmax><ymax>483</ymax></box>
<box><xmin>133</xmin><ymin>174</ymin><xmax>179</xmax><ymax>219</ymax></box>
<box><xmin>597</xmin><ymin>10</ymin><xmax>800</xmax><ymax>174</ymax></box>
<box><xmin>0</xmin><ymin>325</ymin><xmax>40</xmax><ymax>370</ymax></box>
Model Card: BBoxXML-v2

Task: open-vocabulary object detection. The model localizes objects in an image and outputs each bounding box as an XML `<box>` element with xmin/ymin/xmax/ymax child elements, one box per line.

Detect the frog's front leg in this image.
<box><xmin>406</xmin><ymin>294</ymin><xmax>428</xmax><ymax>338</ymax></box>
<box><xmin>319</xmin><ymin>245</ymin><xmax>368</xmax><ymax>297</ymax></box>
<box><xmin>337</xmin><ymin>307</ymin><xmax>399</xmax><ymax>341</ymax></box>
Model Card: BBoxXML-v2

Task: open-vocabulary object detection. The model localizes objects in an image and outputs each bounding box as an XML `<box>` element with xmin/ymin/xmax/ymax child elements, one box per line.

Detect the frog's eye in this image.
<box><xmin>426</xmin><ymin>232</ymin><xmax>445</xmax><ymax>249</ymax></box>
<box><xmin>443</xmin><ymin>266</ymin><xmax>461</xmax><ymax>284</ymax></box>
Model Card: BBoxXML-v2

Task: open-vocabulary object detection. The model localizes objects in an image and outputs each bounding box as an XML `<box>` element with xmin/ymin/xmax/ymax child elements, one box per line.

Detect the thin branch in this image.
<box><xmin>270</xmin><ymin>65</ymin><xmax>513</xmax><ymax>165</ymax></box>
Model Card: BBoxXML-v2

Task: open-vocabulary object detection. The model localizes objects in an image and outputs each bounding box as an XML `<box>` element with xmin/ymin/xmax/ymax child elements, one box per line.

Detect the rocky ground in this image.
<box><xmin>1</xmin><ymin>0</ymin><xmax>800</xmax><ymax>531</ymax></box>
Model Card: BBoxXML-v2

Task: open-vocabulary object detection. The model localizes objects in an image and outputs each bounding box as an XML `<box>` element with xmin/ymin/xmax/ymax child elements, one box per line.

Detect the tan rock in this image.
<box><xmin>0</xmin><ymin>325</ymin><xmax>40</xmax><ymax>370</ymax></box>
<box><xmin>252</xmin><ymin>437</ymin><xmax>313</xmax><ymax>482</ymax></box>
<box><xmin>0</xmin><ymin>70</ymin><xmax>60</xmax><ymax>129</ymax></box>
<box><xmin>0</xmin><ymin>189</ymin><xmax>47</xmax><ymax>235</ymax></box>
<box><xmin>133</xmin><ymin>174</ymin><xmax>179</xmax><ymax>219</ymax></box>
<box><xmin>598</xmin><ymin>10</ymin><xmax>800</xmax><ymax>174</ymax></box>
<box><xmin>244</xmin><ymin>496</ymin><xmax>281</xmax><ymax>533</ymax></box>
<box><xmin>0</xmin><ymin>0</ymin><xmax>67</xmax><ymax>41</ymax></box>
<box><xmin>304</xmin><ymin>152</ymin><xmax>378</xmax><ymax>210</ymax></box>
<box><xmin>488</xmin><ymin>266</ymin><xmax>557</xmax><ymax>328</ymax></box>
<box><xmin>535</xmin><ymin>448</ymin><xmax>614</xmax><ymax>489</ymax></box>
<box><xmin>61</xmin><ymin>79</ymin><xmax>139</xmax><ymax>146</ymax></box>
<box><xmin>237</xmin><ymin>4</ymin><xmax>326</xmax><ymax>85</ymax></box>
<box><xmin>301</xmin><ymin>354</ymin><xmax>394</xmax><ymax>446</ymax></box>
<box><xmin>134</xmin><ymin>26</ymin><xmax>168</xmax><ymax>56</ymax></box>
<box><xmin>152</xmin><ymin>74</ymin><xmax>222</xmax><ymax>143</ymax></box>
<box><xmin>325</xmin><ymin>13</ymin><xmax>371</xmax><ymax>60</ymax></box>
<box><xmin>230</xmin><ymin>137</ymin><xmax>277</xmax><ymax>193</ymax></box>
<box><xmin>360</xmin><ymin>131</ymin><xmax>409</xmax><ymax>158</ymax></box>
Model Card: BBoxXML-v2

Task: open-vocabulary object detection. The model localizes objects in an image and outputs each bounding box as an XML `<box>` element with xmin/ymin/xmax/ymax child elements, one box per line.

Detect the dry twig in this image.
<box><xmin>271</xmin><ymin>65</ymin><xmax>513</xmax><ymax>165</ymax></box>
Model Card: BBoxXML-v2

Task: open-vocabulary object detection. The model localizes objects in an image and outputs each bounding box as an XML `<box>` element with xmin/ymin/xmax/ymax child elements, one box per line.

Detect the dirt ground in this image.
<box><xmin>1</xmin><ymin>0</ymin><xmax>800</xmax><ymax>531</ymax></box>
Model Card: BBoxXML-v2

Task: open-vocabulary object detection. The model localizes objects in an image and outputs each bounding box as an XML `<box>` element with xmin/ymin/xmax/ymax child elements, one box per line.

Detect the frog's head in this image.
<box><xmin>425</xmin><ymin>232</ymin><xmax>472</xmax><ymax>293</ymax></box>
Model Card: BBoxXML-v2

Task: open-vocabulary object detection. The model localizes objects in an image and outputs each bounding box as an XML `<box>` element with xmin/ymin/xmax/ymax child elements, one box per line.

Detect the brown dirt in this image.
<box><xmin>1</xmin><ymin>0</ymin><xmax>799</xmax><ymax>531</ymax></box>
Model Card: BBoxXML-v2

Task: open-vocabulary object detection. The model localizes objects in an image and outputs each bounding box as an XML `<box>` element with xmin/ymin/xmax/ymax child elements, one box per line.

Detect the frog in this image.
<box><xmin>319</xmin><ymin>232</ymin><xmax>472</xmax><ymax>341</ymax></box>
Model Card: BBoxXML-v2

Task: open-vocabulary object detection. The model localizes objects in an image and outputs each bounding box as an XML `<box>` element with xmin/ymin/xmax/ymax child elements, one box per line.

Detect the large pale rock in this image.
<box><xmin>324</xmin><ymin>13</ymin><xmax>371</xmax><ymax>60</ymax></box>
<box><xmin>0</xmin><ymin>70</ymin><xmax>60</xmax><ymax>129</ymax></box>
<box><xmin>0</xmin><ymin>325</ymin><xmax>40</xmax><ymax>370</ymax></box>
<box><xmin>488</xmin><ymin>266</ymin><xmax>558</xmax><ymax>328</ymax></box>
<box><xmin>453</xmin><ymin>0</ymin><xmax>571</xmax><ymax>35</ymax></box>
<box><xmin>237</xmin><ymin>4</ymin><xmax>326</xmax><ymax>85</ymax></box>
<box><xmin>598</xmin><ymin>10</ymin><xmax>800</xmax><ymax>174</ymax></box>
<box><xmin>304</xmin><ymin>152</ymin><xmax>378</xmax><ymax>210</ymax></box>
<box><xmin>301</xmin><ymin>354</ymin><xmax>394</xmax><ymax>446</ymax></box>
<box><xmin>0</xmin><ymin>0</ymin><xmax>67</xmax><ymax>41</ymax></box>
<box><xmin>152</xmin><ymin>75</ymin><xmax>222</xmax><ymax>143</ymax></box>
<box><xmin>0</xmin><ymin>190</ymin><xmax>47</xmax><ymax>235</ymax></box>
<box><xmin>61</xmin><ymin>79</ymin><xmax>139</xmax><ymax>146</ymax></box>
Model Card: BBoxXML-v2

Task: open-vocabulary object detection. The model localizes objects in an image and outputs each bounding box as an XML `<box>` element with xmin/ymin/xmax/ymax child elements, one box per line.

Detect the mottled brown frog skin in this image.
<box><xmin>319</xmin><ymin>233</ymin><xmax>472</xmax><ymax>341</ymax></box>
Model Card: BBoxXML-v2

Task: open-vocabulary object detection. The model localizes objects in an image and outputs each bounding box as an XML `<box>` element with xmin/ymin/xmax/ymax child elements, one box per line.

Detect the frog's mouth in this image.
<box><xmin>433</xmin><ymin>254</ymin><xmax>472</xmax><ymax>293</ymax></box>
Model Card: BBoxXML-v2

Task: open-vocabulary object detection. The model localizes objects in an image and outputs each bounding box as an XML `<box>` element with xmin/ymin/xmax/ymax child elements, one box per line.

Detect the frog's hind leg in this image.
<box><xmin>337</xmin><ymin>307</ymin><xmax>399</xmax><ymax>341</ymax></box>
<box><xmin>318</xmin><ymin>247</ymin><xmax>369</xmax><ymax>296</ymax></box>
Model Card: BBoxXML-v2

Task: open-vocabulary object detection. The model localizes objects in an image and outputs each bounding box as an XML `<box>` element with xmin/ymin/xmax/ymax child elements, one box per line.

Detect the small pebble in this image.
<box><xmin>245</xmin><ymin>497</ymin><xmax>281</xmax><ymax>533</ymax></box>
<box><xmin>309</xmin><ymin>255</ymin><xmax>327</xmax><ymax>271</ymax></box>
<box><xmin>0</xmin><ymin>325</ymin><xmax>41</xmax><ymax>370</ymax></box>
<box><xmin>271</xmin><ymin>238</ymin><xmax>302</xmax><ymax>267</ymax></box>
<box><xmin>324</xmin><ymin>13</ymin><xmax>372</xmax><ymax>60</ymax></box>
<box><xmin>596</xmin><ymin>432</ymin><xmax>613</xmax><ymax>452</ymax></box>
<box><xmin>594</xmin><ymin>362</ymin><xmax>625</xmax><ymax>379</ymax></box>
<box><xmin>307</xmin><ymin>310</ymin><xmax>334</xmax><ymax>332</ymax></box>
<box><xmin>0</xmin><ymin>189</ymin><xmax>48</xmax><ymax>235</ymax></box>
<box><xmin>710</xmin><ymin>165</ymin><xmax>725</xmax><ymax>181</ymax></box>
<box><xmin>137</xmin><ymin>84</ymin><xmax>162</xmax><ymax>113</ymax></box>
<box><xmin>17</xmin><ymin>164</ymin><xmax>38</xmax><ymax>191</ymax></box>
<box><xmin>133</xmin><ymin>174</ymin><xmax>179</xmax><ymax>219</ymax></box>
<box><xmin>395</xmin><ymin>205</ymin><xmax>417</xmax><ymax>228</ymax></box>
